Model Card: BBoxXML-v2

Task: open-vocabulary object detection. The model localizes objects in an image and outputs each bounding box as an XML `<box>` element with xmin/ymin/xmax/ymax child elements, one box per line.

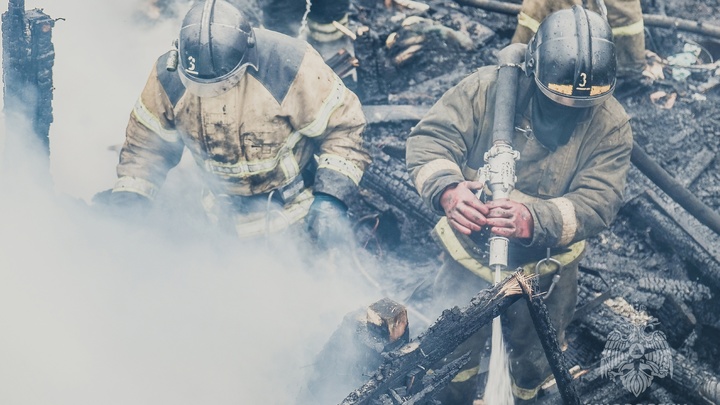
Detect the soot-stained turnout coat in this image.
<box><xmin>113</xmin><ymin>28</ymin><xmax>370</xmax><ymax>237</ymax></box>
<box><xmin>406</xmin><ymin>65</ymin><xmax>633</xmax><ymax>279</ymax></box>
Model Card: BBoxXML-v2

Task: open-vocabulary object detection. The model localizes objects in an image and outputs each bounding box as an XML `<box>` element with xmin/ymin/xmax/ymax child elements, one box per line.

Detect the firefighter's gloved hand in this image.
<box><xmin>305</xmin><ymin>193</ymin><xmax>355</xmax><ymax>251</ymax></box>
<box><xmin>440</xmin><ymin>181</ymin><xmax>489</xmax><ymax>236</ymax></box>
<box><xmin>485</xmin><ymin>199</ymin><xmax>534</xmax><ymax>240</ymax></box>
<box><xmin>92</xmin><ymin>189</ymin><xmax>151</xmax><ymax>219</ymax></box>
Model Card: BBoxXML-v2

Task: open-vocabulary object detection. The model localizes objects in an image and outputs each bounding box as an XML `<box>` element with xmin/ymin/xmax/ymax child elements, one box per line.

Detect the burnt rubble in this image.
<box><xmin>4</xmin><ymin>0</ymin><xmax>720</xmax><ymax>403</ymax></box>
<box><xmin>338</xmin><ymin>0</ymin><xmax>720</xmax><ymax>403</ymax></box>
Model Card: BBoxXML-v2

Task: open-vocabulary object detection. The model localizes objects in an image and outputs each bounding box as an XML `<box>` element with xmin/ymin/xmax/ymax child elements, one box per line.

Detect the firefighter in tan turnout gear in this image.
<box><xmin>512</xmin><ymin>0</ymin><xmax>647</xmax><ymax>81</ymax></box>
<box><xmin>107</xmin><ymin>0</ymin><xmax>370</xmax><ymax>244</ymax></box>
<box><xmin>406</xmin><ymin>7</ymin><xmax>633</xmax><ymax>403</ymax></box>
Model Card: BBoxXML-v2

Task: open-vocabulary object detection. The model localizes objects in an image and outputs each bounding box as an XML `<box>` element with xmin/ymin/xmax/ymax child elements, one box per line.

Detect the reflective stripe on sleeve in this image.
<box><xmin>298</xmin><ymin>75</ymin><xmax>347</xmax><ymax>137</ymax></box>
<box><xmin>132</xmin><ymin>99</ymin><xmax>180</xmax><ymax>143</ymax></box>
<box><xmin>414</xmin><ymin>158</ymin><xmax>463</xmax><ymax>194</ymax></box>
<box><xmin>549</xmin><ymin>197</ymin><xmax>577</xmax><ymax>246</ymax></box>
<box><xmin>612</xmin><ymin>20</ymin><xmax>644</xmax><ymax>37</ymax></box>
<box><xmin>112</xmin><ymin>176</ymin><xmax>159</xmax><ymax>200</ymax></box>
<box><xmin>317</xmin><ymin>153</ymin><xmax>364</xmax><ymax>185</ymax></box>
<box><xmin>517</xmin><ymin>11</ymin><xmax>541</xmax><ymax>33</ymax></box>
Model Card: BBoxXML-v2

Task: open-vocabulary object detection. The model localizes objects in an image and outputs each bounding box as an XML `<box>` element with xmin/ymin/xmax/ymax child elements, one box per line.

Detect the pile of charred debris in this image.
<box><xmin>4</xmin><ymin>0</ymin><xmax>720</xmax><ymax>403</ymax></box>
<box><xmin>321</xmin><ymin>0</ymin><xmax>720</xmax><ymax>404</ymax></box>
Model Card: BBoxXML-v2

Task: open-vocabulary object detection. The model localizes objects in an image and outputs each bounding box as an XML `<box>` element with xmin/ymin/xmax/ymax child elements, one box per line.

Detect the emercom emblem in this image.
<box><xmin>600</xmin><ymin>318</ymin><xmax>673</xmax><ymax>397</ymax></box>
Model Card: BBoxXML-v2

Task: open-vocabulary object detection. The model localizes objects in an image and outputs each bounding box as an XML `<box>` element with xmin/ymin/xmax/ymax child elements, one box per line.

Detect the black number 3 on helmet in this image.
<box><xmin>525</xmin><ymin>5</ymin><xmax>617</xmax><ymax>108</ymax></box>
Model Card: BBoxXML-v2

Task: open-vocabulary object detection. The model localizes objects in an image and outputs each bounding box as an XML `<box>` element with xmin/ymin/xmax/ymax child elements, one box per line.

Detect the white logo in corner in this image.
<box><xmin>600</xmin><ymin>318</ymin><xmax>673</xmax><ymax>397</ymax></box>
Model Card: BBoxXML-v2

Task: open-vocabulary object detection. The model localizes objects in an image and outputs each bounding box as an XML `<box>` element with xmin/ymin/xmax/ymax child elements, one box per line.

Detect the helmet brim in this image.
<box><xmin>179</xmin><ymin>45</ymin><xmax>258</xmax><ymax>97</ymax></box>
<box><xmin>535</xmin><ymin>78</ymin><xmax>615</xmax><ymax>108</ymax></box>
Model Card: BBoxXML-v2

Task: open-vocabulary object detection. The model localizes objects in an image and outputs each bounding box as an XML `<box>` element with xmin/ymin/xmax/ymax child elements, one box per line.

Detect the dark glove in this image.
<box><xmin>485</xmin><ymin>199</ymin><xmax>534</xmax><ymax>240</ymax></box>
<box><xmin>305</xmin><ymin>193</ymin><xmax>355</xmax><ymax>251</ymax></box>
<box><xmin>92</xmin><ymin>189</ymin><xmax>151</xmax><ymax>219</ymax></box>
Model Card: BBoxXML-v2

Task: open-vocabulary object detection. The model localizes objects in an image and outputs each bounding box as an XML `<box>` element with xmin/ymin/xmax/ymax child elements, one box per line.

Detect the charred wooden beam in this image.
<box><xmin>367</xmin><ymin>298</ymin><xmax>411</xmax><ymax>344</ymax></box>
<box><xmin>359</xmin><ymin>147</ymin><xmax>440</xmax><ymax>230</ymax></box>
<box><xmin>577</xmin><ymin>302</ymin><xmax>720</xmax><ymax>404</ymax></box>
<box><xmin>631</xmin><ymin>141</ymin><xmax>720</xmax><ymax>236</ymax></box>
<box><xmin>354</xmin><ymin>27</ymin><xmax>389</xmax><ymax>104</ymax></box>
<box><xmin>341</xmin><ymin>271</ymin><xmax>525</xmax><ymax>405</ymax></box>
<box><xmin>654</xmin><ymin>294</ymin><xmax>697</xmax><ymax>348</ymax></box>
<box><xmin>326</xmin><ymin>48</ymin><xmax>359</xmax><ymax>79</ymax></box>
<box><xmin>626</xmin><ymin>191</ymin><xmax>720</xmax><ymax>291</ymax></box>
<box><xmin>537</xmin><ymin>358</ymin><xmax>636</xmax><ymax>404</ymax></box>
<box><xmin>637</xmin><ymin>276</ymin><xmax>713</xmax><ymax>302</ymax></box>
<box><xmin>403</xmin><ymin>353</ymin><xmax>471</xmax><ymax>405</ymax></box>
<box><xmin>302</xmin><ymin>299</ymin><xmax>410</xmax><ymax>405</ymax></box>
<box><xmin>453</xmin><ymin>0</ymin><xmax>720</xmax><ymax>39</ymax></box>
<box><xmin>2</xmin><ymin>1</ymin><xmax>56</xmax><ymax>158</ymax></box>
<box><xmin>518</xmin><ymin>276</ymin><xmax>581</xmax><ymax>405</ymax></box>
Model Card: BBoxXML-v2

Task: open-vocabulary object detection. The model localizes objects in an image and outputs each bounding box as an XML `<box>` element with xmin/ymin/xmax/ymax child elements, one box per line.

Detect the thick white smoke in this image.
<box><xmin>0</xmin><ymin>1</ymin><xmax>383</xmax><ymax>404</ymax></box>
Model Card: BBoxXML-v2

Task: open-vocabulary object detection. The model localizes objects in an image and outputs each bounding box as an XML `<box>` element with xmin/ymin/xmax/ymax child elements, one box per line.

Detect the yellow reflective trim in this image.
<box><xmin>512</xmin><ymin>382</ymin><xmax>540</xmax><ymax>400</ymax></box>
<box><xmin>202</xmin><ymin>188</ymin><xmax>314</xmax><ymax>239</ymax></box>
<box><xmin>414</xmin><ymin>159</ymin><xmax>463</xmax><ymax>195</ymax></box>
<box><xmin>308</xmin><ymin>14</ymin><xmax>349</xmax><ymax>42</ymax></box>
<box><xmin>548</xmin><ymin>83</ymin><xmax>574</xmax><ymax>95</ymax></box>
<box><xmin>451</xmin><ymin>365</ymin><xmax>480</xmax><ymax>383</ymax></box>
<box><xmin>279</xmin><ymin>151</ymin><xmax>300</xmax><ymax>180</ymax></box>
<box><xmin>317</xmin><ymin>153</ymin><xmax>363</xmax><ymax>185</ymax></box>
<box><xmin>204</xmin><ymin>131</ymin><xmax>303</xmax><ymax>178</ymax></box>
<box><xmin>549</xmin><ymin>197</ymin><xmax>577</xmax><ymax>246</ymax></box>
<box><xmin>112</xmin><ymin>176</ymin><xmax>159</xmax><ymax>200</ymax></box>
<box><xmin>132</xmin><ymin>99</ymin><xmax>180</xmax><ymax>143</ymax></box>
<box><xmin>517</xmin><ymin>11</ymin><xmax>541</xmax><ymax>33</ymax></box>
<box><xmin>434</xmin><ymin>217</ymin><xmax>586</xmax><ymax>283</ymax></box>
<box><xmin>612</xmin><ymin>20</ymin><xmax>644</xmax><ymax>37</ymax></box>
<box><xmin>299</xmin><ymin>75</ymin><xmax>346</xmax><ymax>137</ymax></box>
<box><xmin>590</xmin><ymin>84</ymin><xmax>612</xmax><ymax>96</ymax></box>
<box><xmin>434</xmin><ymin>217</ymin><xmax>502</xmax><ymax>283</ymax></box>
<box><xmin>512</xmin><ymin>374</ymin><xmax>556</xmax><ymax>400</ymax></box>
<box><xmin>232</xmin><ymin>189</ymin><xmax>314</xmax><ymax>238</ymax></box>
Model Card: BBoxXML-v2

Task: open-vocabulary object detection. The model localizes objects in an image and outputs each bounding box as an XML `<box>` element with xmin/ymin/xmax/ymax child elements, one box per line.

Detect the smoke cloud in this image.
<box><xmin>0</xmin><ymin>1</ymin><xmax>383</xmax><ymax>404</ymax></box>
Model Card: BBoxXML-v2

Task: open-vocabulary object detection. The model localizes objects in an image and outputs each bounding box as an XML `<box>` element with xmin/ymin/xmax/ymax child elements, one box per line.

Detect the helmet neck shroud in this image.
<box><xmin>531</xmin><ymin>88</ymin><xmax>589</xmax><ymax>152</ymax></box>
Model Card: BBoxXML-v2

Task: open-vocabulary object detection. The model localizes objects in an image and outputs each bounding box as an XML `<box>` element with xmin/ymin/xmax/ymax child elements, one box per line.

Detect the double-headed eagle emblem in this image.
<box><xmin>600</xmin><ymin>322</ymin><xmax>673</xmax><ymax>397</ymax></box>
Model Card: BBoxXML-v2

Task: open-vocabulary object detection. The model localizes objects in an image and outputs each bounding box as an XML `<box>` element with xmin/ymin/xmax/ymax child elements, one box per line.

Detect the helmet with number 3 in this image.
<box><xmin>525</xmin><ymin>5</ymin><xmax>617</xmax><ymax>108</ymax></box>
<box><xmin>178</xmin><ymin>0</ymin><xmax>258</xmax><ymax>97</ymax></box>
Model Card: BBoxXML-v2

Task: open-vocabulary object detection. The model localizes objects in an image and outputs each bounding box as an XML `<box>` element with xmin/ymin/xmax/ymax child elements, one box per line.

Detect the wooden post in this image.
<box><xmin>1</xmin><ymin>1</ymin><xmax>56</xmax><ymax>181</ymax></box>
<box><xmin>300</xmin><ymin>299</ymin><xmax>410</xmax><ymax>405</ymax></box>
<box><xmin>342</xmin><ymin>271</ymin><xmax>524</xmax><ymax>405</ymax></box>
<box><xmin>518</xmin><ymin>276</ymin><xmax>581</xmax><ymax>405</ymax></box>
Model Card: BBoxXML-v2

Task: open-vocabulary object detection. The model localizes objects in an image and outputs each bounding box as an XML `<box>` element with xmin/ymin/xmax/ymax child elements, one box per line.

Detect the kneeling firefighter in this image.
<box><xmin>406</xmin><ymin>6</ymin><xmax>633</xmax><ymax>403</ymax></box>
<box><xmin>102</xmin><ymin>0</ymin><xmax>370</xmax><ymax>248</ymax></box>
